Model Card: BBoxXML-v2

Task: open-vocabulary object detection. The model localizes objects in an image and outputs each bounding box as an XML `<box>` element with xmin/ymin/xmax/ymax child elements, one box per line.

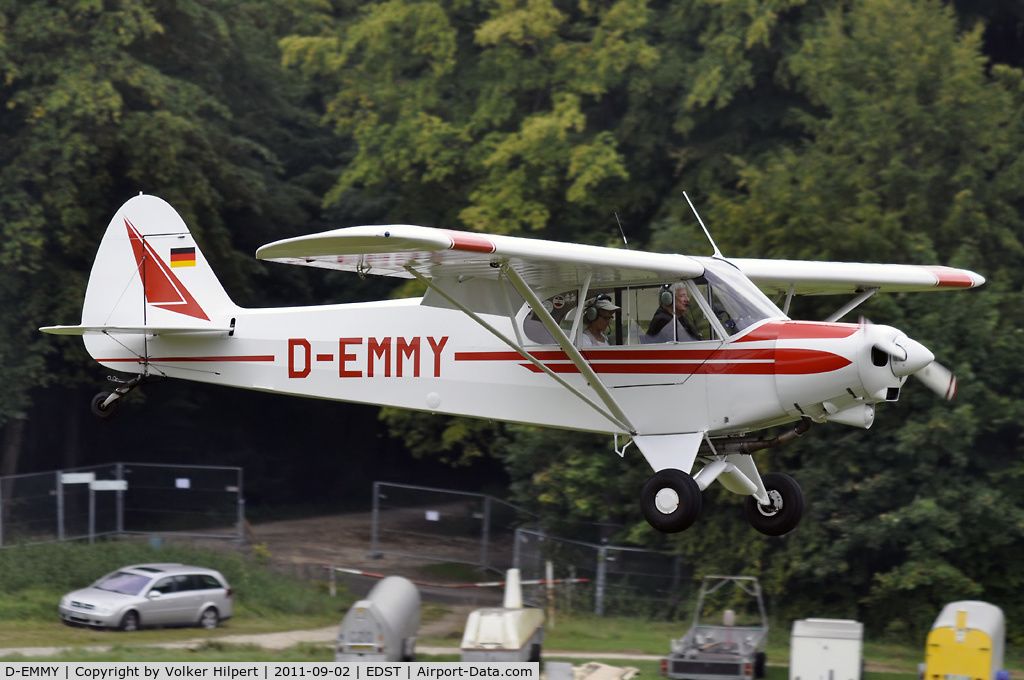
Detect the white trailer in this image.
<box><xmin>335</xmin><ymin>575</ymin><xmax>420</xmax><ymax>662</ymax></box>
<box><xmin>461</xmin><ymin>568</ymin><xmax>545</xmax><ymax>662</ymax></box>
<box><xmin>789</xmin><ymin>618</ymin><xmax>863</xmax><ymax>680</ymax></box>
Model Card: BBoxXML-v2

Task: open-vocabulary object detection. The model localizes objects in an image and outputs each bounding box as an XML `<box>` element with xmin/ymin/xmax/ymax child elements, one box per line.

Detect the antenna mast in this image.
<box><xmin>683</xmin><ymin>191</ymin><xmax>723</xmax><ymax>258</ymax></box>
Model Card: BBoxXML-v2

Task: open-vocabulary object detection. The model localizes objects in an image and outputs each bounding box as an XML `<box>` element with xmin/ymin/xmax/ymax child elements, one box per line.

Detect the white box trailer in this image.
<box><xmin>335</xmin><ymin>575</ymin><xmax>420</xmax><ymax>662</ymax></box>
<box><xmin>789</xmin><ymin>618</ymin><xmax>863</xmax><ymax>680</ymax></box>
<box><xmin>461</xmin><ymin>568</ymin><xmax>545</xmax><ymax>662</ymax></box>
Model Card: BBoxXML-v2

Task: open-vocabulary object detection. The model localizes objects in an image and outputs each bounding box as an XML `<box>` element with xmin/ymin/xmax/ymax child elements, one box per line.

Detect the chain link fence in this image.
<box><xmin>513</xmin><ymin>528</ymin><xmax>692</xmax><ymax>618</ymax></box>
<box><xmin>368</xmin><ymin>481</ymin><xmax>691</xmax><ymax>617</ymax></box>
<box><xmin>0</xmin><ymin>462</ymin><xmax>244</xmax><ymax>547</ymax></box>
<box><xmin>369</xmin><ymin>481</ymin><xmax>534</xmax><ymax>574</ymax></box>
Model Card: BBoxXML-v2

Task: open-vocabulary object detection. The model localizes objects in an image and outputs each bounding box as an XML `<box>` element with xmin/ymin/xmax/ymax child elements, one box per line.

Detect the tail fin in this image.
<box><xmin>44</xmin><ymin>194</ymin><xmax>239</xmax><ymax>336</ymax></box>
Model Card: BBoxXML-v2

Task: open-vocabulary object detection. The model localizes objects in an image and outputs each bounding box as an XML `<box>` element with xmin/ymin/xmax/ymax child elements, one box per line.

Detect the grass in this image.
<box><xmin>0</xmin><ymin>543</ymin><xmax>1019</xmax><ymax>678</ymax></box>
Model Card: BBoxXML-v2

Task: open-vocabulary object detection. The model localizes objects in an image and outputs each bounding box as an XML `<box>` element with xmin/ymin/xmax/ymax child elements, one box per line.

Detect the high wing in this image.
<box><xmin>255</xmin><ymin>224</ymin><xmax>705</xmax><ymax>290</ymax></box>
<box><xmin>730</xmin><ymin>258</ymin><xmax>985</xmax><ymax>296</ymax></box>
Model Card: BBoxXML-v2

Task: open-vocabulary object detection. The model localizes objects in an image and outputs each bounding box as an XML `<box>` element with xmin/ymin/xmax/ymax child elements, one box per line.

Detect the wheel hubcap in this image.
<box><xmin>756</xmin><ymin>489</ymin><xmax>783</xmax><ymax>517</ymax></box>
<box><xmin>654</xmin><ymin>487</ymin><xmax>680</xmax><ymax>514</ymax></box>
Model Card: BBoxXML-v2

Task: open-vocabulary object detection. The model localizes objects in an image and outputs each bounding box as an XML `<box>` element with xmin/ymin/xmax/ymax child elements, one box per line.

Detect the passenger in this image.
<box><xmin>580</xmin><ymin>297</ymin><xmax>619</xmax><ymax>347</ymax></box>
<box><xmin>646</xmin><ymin>283</ymin><xmax>701</xmax><ymax>342</ymax></box>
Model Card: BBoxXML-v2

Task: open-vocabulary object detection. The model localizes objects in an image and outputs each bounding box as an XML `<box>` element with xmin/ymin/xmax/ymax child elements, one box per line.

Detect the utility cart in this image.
<box><xmin>661</xmin><ymin>576</ymin><xmax>768</xmax><ymax>680</ymax></box>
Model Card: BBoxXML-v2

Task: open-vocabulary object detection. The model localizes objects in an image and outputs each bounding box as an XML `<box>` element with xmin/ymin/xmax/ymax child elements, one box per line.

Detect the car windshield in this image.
<box><xmin>95</xmin><ymin>571</ymin><xmax>152</xmax><ymax>596</ymax></box>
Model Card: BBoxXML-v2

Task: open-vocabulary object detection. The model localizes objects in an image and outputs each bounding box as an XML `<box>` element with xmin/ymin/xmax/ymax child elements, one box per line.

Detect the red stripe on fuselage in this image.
<box><xmin>97</xmin><ymin>355</ymin><xmax>275</xmax><ymax>363</ymax></box>
<box><xmin>455</xmin><ymin>346</ymin><xmax>848</xmax><ymax>376</ymax></box>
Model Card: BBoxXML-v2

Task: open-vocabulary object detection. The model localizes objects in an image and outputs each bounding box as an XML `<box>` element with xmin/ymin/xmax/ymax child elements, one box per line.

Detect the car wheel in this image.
<box><xmin>199</xmin><ymin>607</ymin><xmax>219</xmax><ymax>630</ymax></box>
<box><xmin>119</xmin><ymin>611</ymin><xmax>140</xmax><ymax>632</ymax></box>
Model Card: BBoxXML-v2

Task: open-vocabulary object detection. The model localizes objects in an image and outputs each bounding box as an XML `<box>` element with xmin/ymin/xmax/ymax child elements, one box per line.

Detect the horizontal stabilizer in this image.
<box><xmin>40</xmin><ymin>324</ymin><xmax>232</xmax><ymax>336</ymax></box>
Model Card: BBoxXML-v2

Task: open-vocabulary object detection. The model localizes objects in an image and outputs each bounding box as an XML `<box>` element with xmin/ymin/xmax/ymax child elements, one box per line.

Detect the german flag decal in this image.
<box><xmin>170</xmin><ymin>247</ymin><xmax>196</xmax><ymax>268</ymax></box>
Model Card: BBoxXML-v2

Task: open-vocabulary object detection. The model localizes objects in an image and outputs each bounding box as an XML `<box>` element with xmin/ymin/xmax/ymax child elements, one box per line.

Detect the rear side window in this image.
<box><xmin>193</xmin><ymin>573</ymin><xmax>224</xmax><ymax>590</ymax></box>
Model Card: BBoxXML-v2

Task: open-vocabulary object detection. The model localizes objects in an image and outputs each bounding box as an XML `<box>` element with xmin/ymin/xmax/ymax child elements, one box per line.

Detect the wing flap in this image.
<box><xmin>256</xmin><ymin>224</ymin><xmax>704</xmax><ymax>289</ymax></box>
<box><xmin>731</xmin><ymin>258</ymin><xmax>985</xmax><ymax>296</ymax></box>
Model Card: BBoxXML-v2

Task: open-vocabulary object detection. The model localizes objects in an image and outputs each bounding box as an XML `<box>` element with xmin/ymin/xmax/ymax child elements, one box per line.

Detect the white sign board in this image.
<box><xmin>90</xmin><ymin>480</ymin><xmax>128</xmax><ymax>491</ymax></box>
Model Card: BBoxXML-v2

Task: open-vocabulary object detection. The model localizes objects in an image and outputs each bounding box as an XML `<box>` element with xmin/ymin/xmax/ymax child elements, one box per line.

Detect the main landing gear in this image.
<box><xmin>90</xmin><ymin>374</ymin><xmax>164</xmax><ymax>420</ymax></box>
<box><xmin>639</xmin><ymin>467</ymin><xmax>805</xmax><ymax>535</ymax></box>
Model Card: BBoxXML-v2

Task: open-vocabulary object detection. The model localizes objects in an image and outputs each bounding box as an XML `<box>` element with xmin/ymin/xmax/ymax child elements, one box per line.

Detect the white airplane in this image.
<box><xmin>42</xmin><ymin>194</ymin><xmax>984</xmax><ymax>536</ymax></box>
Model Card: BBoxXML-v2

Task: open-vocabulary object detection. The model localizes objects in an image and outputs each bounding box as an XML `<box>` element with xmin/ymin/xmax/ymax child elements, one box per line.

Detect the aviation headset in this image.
<box><xmin>659</xmin><ymin>284</ymin><xmax>674</xmax><ymax>307</ymax></box>
<box><xmin>584</xmin><ymin>293</ymin><xmax>613</xmax><ymax>322</ymax></box>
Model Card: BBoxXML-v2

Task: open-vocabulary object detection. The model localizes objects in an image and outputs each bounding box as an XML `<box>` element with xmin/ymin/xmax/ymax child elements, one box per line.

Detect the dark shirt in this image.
<box><xmin>646</xmin><ymin>306</ymin><xmax>700</xmax><ymax>342</ymax></box>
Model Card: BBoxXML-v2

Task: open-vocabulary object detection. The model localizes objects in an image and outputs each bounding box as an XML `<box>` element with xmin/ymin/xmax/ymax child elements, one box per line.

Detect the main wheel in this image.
<box><xmin>90</xmin><ymin>392</ymin><xmax>119</xmax><ymax>420</ymax></box>
<box><xmin>119</xmin><ymin>610</ymin><xmax>140</xmax><ymax>632</ymax></box>
<box><xmin>198</xmin><ymin>607</ymin><xmax>220</xmax><ymax>630</ymax></box>
<box><xmin>640</xmin><ymin>469</ymin><xmax>702</xmax><ymax>533</ymax></box>
<box><xmin>745</xmin><ymin>472</ymin><xmax>804</xmax><ymax>536</ymax></box>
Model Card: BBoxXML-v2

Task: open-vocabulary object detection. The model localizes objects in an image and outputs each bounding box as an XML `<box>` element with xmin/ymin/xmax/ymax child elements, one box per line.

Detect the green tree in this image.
<box><xmin>0</xmin><ymin>0</ymin><xmax>333</xmax><ymax>474</ymax></box>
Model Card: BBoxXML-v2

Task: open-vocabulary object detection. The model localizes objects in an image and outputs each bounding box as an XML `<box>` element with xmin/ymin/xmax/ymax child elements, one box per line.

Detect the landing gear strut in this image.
<box><xmin>90</xmin><ymin>374</ymin><xmax>163</xmax><ymax>420</ymax></box>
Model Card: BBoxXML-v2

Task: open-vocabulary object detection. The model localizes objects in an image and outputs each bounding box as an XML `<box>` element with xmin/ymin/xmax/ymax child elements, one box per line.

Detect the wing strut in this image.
<box><xmin>824</xmin><ymin>287</ymin><xmax>878</xmax><ymax>322</ymax></box>
<box><xmin>403</xmin><ymin>266</ymin><xmax>634</xmax><ymax>434</ymax></box>
<box><xmin>498</xmin><ymin>263</ymin><xmax>637</xmax><ymax>435</ymax></box>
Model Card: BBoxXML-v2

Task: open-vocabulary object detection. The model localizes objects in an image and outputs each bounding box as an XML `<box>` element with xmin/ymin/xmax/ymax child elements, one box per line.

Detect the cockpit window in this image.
<box><xmin>521</xmin><ymin>263</ymin><xmax>784</xmax><ymax>346</ymax></box>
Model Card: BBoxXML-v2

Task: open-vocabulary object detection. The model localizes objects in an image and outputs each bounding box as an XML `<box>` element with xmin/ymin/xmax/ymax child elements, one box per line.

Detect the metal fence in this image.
<box><xmin>0</xmin><ymin>462</ymin><xmax>244</xmax><ymax>547</ymax></box>
<box><xmin>369</xmin><ymin>481</ymin><xmax>533</xmax><ymax>574</ymax></box>
<box><xmin>368</xmin><ymin>481</ymin><xmax>691</xmax><ymax>617</ymax></box>
<box><xmin>513</xmin><ymin>528</ymin><xmax>691</xmax><ymax>618</ymax></box>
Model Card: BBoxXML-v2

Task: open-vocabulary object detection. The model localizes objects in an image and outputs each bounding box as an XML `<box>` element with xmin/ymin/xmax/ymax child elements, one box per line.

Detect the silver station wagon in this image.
<box><xmin>58</xmin><ymin>563</ymin><xmax>233</xmax><ymax>631</ymax></box>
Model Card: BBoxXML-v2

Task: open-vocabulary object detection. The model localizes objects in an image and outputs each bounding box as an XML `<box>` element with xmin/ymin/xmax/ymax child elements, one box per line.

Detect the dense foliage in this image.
<box><xmin>2</xmin><ymin>0</ymin><xmax>1022</xmax><ymax>643</ymax></box>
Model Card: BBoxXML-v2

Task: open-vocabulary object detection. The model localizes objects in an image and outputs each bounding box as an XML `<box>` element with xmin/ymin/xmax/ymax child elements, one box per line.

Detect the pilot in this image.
<box><xmin>646</xmin><ymin>283</ymin><xmax>701</xmax><ymax>342</ymax></box>
<box><xmin>580</xmin><ymin>296</ymin><xmax>619</xmax><ymax>347</ymax></box>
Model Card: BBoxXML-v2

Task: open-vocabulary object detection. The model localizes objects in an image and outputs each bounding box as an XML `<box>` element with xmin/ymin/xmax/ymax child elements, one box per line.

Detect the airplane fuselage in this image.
<box><xmin>84</xmin><ymin>298</ymin><xmax>903</xmax><ymax>438</ymax></box>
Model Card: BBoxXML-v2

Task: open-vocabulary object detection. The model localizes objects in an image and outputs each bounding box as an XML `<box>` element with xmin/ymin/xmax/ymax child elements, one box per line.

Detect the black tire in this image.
<box><xmin>119</xmin><ymin>610</ymin><xmax>140</xmax><ymax>632</ymax></box>
<box><xmin>754</xmin><ymin>651</ymin><xmax>767</xmax><ymax>678</ymax></box>
<box><xmin>745</xmin><ymin>472</ymin><xmax>804</xmax><ymax>536</ymax></box>
<box><xmin>528</xmin><ymin>643</ymin><xmax>542</xmax><ymax>662</ymax></box>
<box><xmin>198</xmin><ymin>607</ymin><xmax>219</xmax><ymax>630</ymax></box>
<box><xmin>90</xmin><ymin>392</ymin><xmax>119</xmax><ymax>420</ymax></box>
<box><xmin>640</xmin><ymin>469</ymin><xmax>702</xmax><ymax>533</ymax></box>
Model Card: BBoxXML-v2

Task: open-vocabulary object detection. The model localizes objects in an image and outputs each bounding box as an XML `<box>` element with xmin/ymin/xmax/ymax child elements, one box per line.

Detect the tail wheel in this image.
<box><xmin>90</xmin><ymin>392</ymin><xmax>119</xmax><ymax>420</ymax></box>
<box><xmin>745</xmin><ymin>472</ymin><xmax>804</xmax><ymax>536</ymax></box>
<box><xmin>640</xmin><ymin>469</ymin><xmax>702</xmax><ymax>533</ymax></box>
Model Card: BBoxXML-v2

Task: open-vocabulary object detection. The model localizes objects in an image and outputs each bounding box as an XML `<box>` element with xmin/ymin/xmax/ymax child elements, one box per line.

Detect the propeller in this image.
<box><xmin>912</xmin><ymin>361</ymin><xmax>958</xmax><ymax>400</ymax></box>
<box><xmin>861</xmin><ymin>317</ymin><xmax>957</xmax><ymax>401</ymax></box>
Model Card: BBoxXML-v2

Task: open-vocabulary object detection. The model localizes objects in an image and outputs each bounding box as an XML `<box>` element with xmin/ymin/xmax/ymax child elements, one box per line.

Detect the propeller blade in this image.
<box><xmin>914</xmin><ymin>361</ymin><xmax>958</xmax><ymax>400</ymax></box>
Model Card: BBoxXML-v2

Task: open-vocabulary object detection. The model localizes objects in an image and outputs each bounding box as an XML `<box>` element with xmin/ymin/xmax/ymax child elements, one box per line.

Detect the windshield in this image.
<box><xmin>699</xmin><ymin>259</ymin><xmax>786</xmax><ymax>333</ymax></box>
<box><xmin>95</xmin><ymin>572</ymin><xmax>152</xmax><ymax>596</ymax></box>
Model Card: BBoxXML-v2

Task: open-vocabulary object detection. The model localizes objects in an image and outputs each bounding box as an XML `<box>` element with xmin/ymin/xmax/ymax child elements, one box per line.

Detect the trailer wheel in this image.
<box><xmin>640</xmin><ymin>469</ymin><xmax>702</xmax><ymax>533</ymax></box>
<box><xmin>753</xmin><ymin>651</ymin><xmax>766</xmax><ymax>678</ymax></box>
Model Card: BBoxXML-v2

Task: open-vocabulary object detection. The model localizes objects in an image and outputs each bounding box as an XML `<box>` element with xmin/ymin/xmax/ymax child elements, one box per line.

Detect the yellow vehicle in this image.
<box><xmin>919</xmin><ymin>601</ymin><xmax>1008</xmax><ymax>680</ymax></box>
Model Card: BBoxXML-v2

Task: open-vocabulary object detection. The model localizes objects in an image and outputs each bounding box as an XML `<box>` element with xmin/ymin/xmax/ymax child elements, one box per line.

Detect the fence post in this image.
<box><xmin>369</xmin><ymin>481</ymin><xmax>381</xmax><ymax>558</ymax></box>
<box><xmin>116</xmin><ymin>463</ymin><xmax>125</xmax><ymax>535</ymax></box>
<box><xmin>88</xmin><ymin>484</ymin><xmax>96</xmax><ymax>545</ymax></box>
<box><xmin>480</xmin><ymin>495</ymin><xmax>491</xmax><ymax>570</ymax></box>
<box><xmin>56</xmin><ymin>470</ymin><xmax>65</xmax><ymax>542</ymax></box>
<box><xmin>236</xmin><ymin>468</ymin><xmax>245</xmax><ymax>544</ymax></box>
<box><xmin>595</xmin><ymin>542</ymin><xmax>608</xmax><ymax>616</ymax></box>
